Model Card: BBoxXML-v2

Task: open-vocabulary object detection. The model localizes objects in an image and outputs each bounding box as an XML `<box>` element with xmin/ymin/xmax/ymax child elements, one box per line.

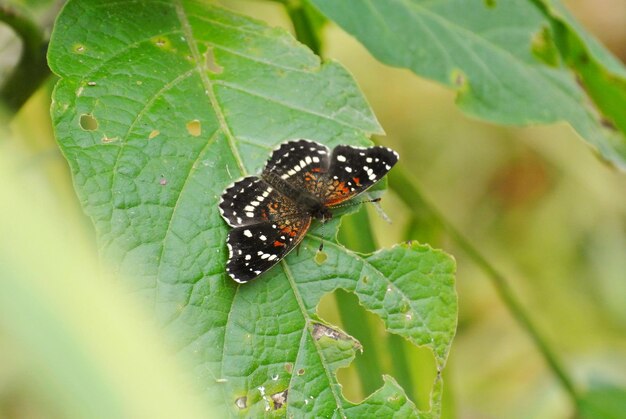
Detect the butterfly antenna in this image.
<box><xmin>332</xmin><ymin>197</ymin><xmax>381</xmax><ymax>209</ymax></box>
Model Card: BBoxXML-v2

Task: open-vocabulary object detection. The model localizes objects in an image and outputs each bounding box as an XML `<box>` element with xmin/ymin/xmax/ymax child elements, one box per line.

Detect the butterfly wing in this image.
<box><xmin>220</xmin><ymin>174</ymin><xmax>312</xmax><ymax>283</ymax></box>
<box><xmin>322</xmin><ymin>145</ymin><xmax>399</xmax><ymax>206</ymax></box>
<box><xmin>219</xmin><ymin>176</ymin><xmax>277</xmax><ymax>227</ymax></box>
<box><xmin>262</xmin><ymin>139</ymin><xmax>331</xmax><ymax>196</ymax></box>
<box><xmin>226</xmin><ymin>215</ymin><xmax>311</xmax><ymax>283</ymax></box>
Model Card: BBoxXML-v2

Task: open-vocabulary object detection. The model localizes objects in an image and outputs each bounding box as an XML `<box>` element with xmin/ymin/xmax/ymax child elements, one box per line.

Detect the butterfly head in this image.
<box><xmin>310</xmin><ymin>204</ymin><xmax>333</xmax><ymax>223</ymax></box>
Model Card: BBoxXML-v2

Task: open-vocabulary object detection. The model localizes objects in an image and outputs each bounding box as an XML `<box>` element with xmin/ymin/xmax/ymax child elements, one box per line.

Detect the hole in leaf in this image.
<box><xmin>79</xmin><ymin>114</ymin><xmax>98</xmax><ymax>131</ymax></box>
<box><xmin>73</xmin><ymin>43</ymin><xmax>86</xmax><ymax>53</ymax></box>
<box><xmin>270</xmin><ymin>389</ymin><xmax>288</xmax><ymax>410</ymax></box>
<box><xmin>234</xmin><ymin>396</ymin><xmax>247</xmax><ymax>409</ymax></box>
<box><xmin>314</xmin><ymin>248</ymin><xmax>327</xmax><ymax>265</ymax></box>
<box><xmin>205</xmin><ymin>47</ymin><xmax>223</xmax><ymax>74</ymax></box>
<box><xmin>186</xmin><ymin>120</ymin><xmax>201</xmax><ymax>137</ymax></box>
<box><xmin>317</xmin><ymin>289</ymin><xmax>437</xmax><ymax>409</ymax></box>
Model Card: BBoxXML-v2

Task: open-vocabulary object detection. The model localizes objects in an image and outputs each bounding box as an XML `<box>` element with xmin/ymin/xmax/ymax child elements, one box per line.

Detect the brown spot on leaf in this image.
<box><xmin>148</xmin><ymin>129</ymin><xmax>160</xmax><ymax>139</ymax></box>
<box><xmin>186</xmin><ymin>120</ymin><xmax>201</xmax><ymax>137</ymax></box>
<box><xmin>451</xmin><ymin>69</ymin><xmax>467</xmax><ymax>89</ymax></box>
<box><xmin>204</xmin><ymin>47</ymin><xmax>223</xmax><ymax>74</ymax></box>
<box><xmin>152</xmin><ymin>36</ymin><xmax>170</xmax><ymax>48</ymax></box>
<box><xmin>284</xmin><ymin>362</ymin><xmax>293</xmax><ymax>373</ymax></box>
<box><xmin>297</xmin><ymin>368</ymin><xmax>305</xmax><ymax>376</ymax></box>
<box><xmin>600</xmin><ymin>117</ymin><xmax>617</xmax><ymax>130</ymax></box>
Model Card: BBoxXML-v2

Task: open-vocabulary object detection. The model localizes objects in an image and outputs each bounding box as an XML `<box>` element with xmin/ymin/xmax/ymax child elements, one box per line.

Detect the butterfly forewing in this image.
<box><xmin>219</xmin><ymin>176</ymin><xmax>278</xmax><ymax>227</ymax></box>
<box><xmin>323</xmin><ymin>145</ymin><xmax>399</xmax><ymax>206</ymax></box>
<box><xmin>262</xmin><ymin>139</ymin><xmax>331</xmax><ymax>196</ymax></box>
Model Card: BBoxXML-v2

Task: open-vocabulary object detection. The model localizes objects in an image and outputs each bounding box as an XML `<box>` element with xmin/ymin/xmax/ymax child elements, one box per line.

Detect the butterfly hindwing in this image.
<box><xmin>226</xmin><ymin>216</ymin><xmax>311</xmax><ymax>283</ymax></box>
<box><xmin>323</xmin><ymin>145</ymin><xmax>399</xmax><ymax>206</ymax></box>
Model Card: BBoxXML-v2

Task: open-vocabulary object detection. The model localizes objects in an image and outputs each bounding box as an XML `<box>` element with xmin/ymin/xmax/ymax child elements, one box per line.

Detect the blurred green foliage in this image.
<box><xmin>1</xmin><ymin>0</ymin><xmax>626</xmax><ymax>417</ymax></box>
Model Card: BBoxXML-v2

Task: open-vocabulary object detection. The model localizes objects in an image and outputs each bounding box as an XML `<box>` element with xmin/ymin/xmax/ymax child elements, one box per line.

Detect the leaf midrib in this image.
<box><xmin>174</xmin><ymin>2</ymin><xmax>349</xmax><ymax>414</ymax></box>
<box><xmin>174</xmin><ymin>0</ymin><xmax>246</xmax><ymax>175</ymax></box>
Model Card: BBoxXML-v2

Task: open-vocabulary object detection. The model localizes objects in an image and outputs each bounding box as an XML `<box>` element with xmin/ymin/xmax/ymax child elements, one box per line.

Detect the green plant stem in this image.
<box><xmin>336</xmin><ymin>207</ymin><xmax>385</xmax><ymax>396</ymax></box>
<box><xmin>388</xmin><ymin>166</ymin><xmax>582</xmax><ymax>408</ymax></box>
<box><xmin>338</xmin><ymin>207</ymin><xmax>417</xmax><ymax>400</ymax></box>
<box><xmin>0</xmin><ymin>4</ymin><xmax>50</xmax><ymax>112</ymax></box>
<box><xmin>283</xmin><ymin>0</ymin><xmax>323</xmax><ymax>56</ymax></box>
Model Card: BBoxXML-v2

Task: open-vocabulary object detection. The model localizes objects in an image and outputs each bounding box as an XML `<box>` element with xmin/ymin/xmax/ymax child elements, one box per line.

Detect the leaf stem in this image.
<box><xmin>0</xmin><ymin>4</ymin><xmax>50</xmax><ymax>112</ymax></box>
<box><xmin>336</xmin><ymin>208</ymin><xmax>385</xmax><ymax>397</ymax></box>
<box><xmin>281</xmin><ymin>0</ymin><xmax>323</xmax><ymax>56</ymax></box>
<box><xmin>388</xmin><ymin>166</ymin><xmax>582</xmax><ymax>408</ymax></box>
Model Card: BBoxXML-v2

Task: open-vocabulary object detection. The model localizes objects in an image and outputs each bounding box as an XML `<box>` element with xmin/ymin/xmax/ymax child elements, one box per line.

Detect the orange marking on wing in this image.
<box><xmin>273</xmin><ymin>240</ymin><xmax>286</xmax><ymax>247</ymax></box>
<box><xmin>325</xmin><ymin>181</ymin><xmax>358</xmax><ymax>206</ymax></box>
<box><xmin>352</xmin><ymin>177</ymin><xmax>361</xmax><ymax>186</ymax></box>
<box><xmin>281</xmin><ymin>226</ymin><xmax>298</xmax><ymax>237</ymax></box>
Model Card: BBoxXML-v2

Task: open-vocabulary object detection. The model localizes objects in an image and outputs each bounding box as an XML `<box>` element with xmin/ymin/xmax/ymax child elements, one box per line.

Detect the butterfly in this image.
<box><xmin>219</xmin><ymin>139</ymin><xmax>399</xmax><ymax>283</ymax></box>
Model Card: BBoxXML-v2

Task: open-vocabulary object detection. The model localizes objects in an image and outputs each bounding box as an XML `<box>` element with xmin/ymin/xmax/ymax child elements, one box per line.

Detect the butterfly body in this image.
<box><xmin>219</xmin><ymin>139</ymin><xmax>398</xmax><ymax>283</ymax></box>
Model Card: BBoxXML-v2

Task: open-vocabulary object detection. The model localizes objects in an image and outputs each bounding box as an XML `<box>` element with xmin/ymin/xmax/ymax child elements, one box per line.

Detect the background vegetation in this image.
<box><xmin>1</xmin><ymin>0</ymin><xmax>626</xmax><ymax>418</ymax></box>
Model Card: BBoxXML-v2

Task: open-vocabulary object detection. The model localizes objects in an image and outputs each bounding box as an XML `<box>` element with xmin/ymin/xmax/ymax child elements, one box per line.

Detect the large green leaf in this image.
<box><xmin>308</xmin><ymin>0</ymin><xmax>626</xmax><ymax>170</ymax></box>
<box><xmin>48</xmin><ymin>0</ymin><xmax>457</xmax><ymax>417</ymax></box>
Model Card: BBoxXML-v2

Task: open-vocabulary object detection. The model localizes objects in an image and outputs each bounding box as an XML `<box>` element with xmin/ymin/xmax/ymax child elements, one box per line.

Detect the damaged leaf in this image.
<box><xmin>309</xmin><ymin>0</ymin><xmax>626</xmax><ymax>170</ymax></box>
<box><xmin>48</xmin><ymin>0</ymin><xmax>457</xmax><ymax>417</ymax></box>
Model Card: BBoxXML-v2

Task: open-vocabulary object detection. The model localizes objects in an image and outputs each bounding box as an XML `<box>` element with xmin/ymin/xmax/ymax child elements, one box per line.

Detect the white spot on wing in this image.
<box><xmin>337</xmin><ymin>155</ymin><xmax>346</xmax><ymax>162</ymax></box>
<box><xmin>345</xmin><ymin>167</ymin><xmax>352</xmax><ymax>173</ymax></box>
<box><xmin>244</xmin><ymin>230</ymin><xmax>252</xmax><ymax>238</ymax></box>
